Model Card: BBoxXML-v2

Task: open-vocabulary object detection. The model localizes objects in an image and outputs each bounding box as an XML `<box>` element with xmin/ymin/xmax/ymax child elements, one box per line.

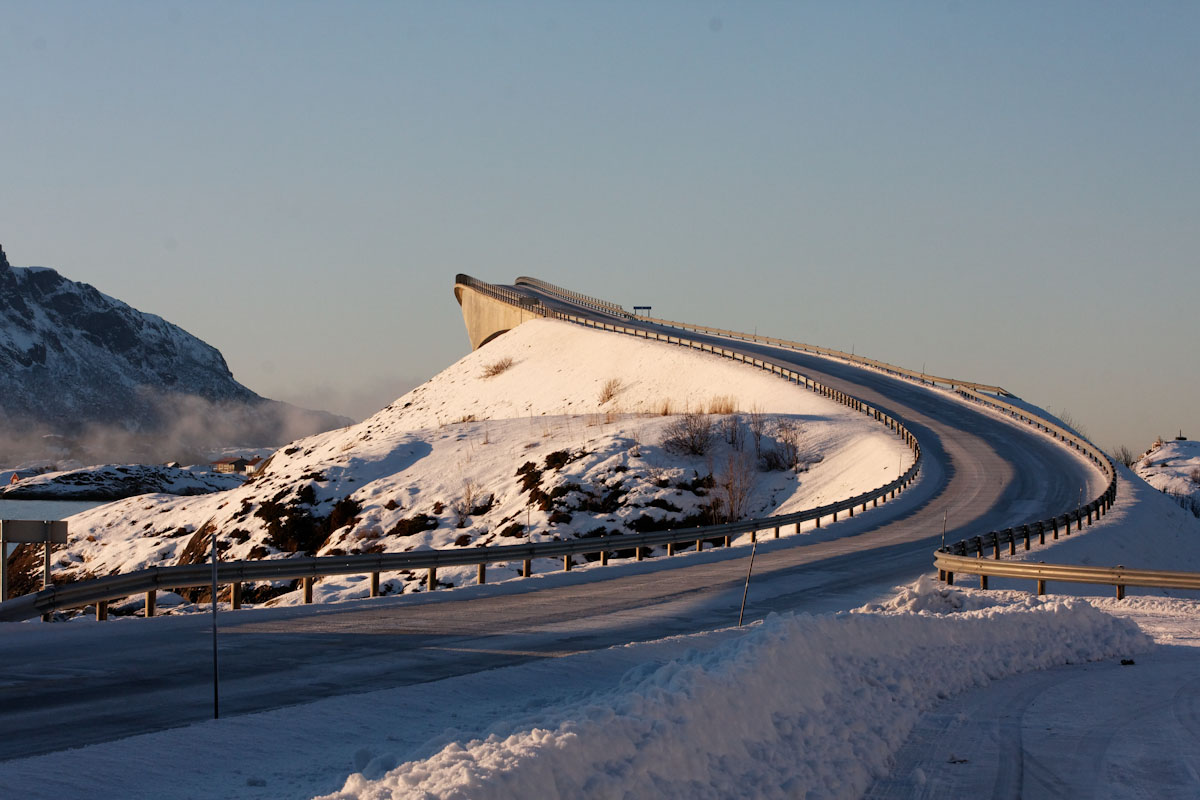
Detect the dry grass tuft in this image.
<box><xmin>707</xmin><ymin>395</ymin><xmax>737</xmax><ymax>415</ymax></box>
<box><xmin>481</xmin><ymin>356</ymin><xmax>515</xmax><ymax>378</ymax></box>
<box><xmin>599</xmin><ymin>377</ymin><xmax>622</xmax><ymax>405</ymax></box>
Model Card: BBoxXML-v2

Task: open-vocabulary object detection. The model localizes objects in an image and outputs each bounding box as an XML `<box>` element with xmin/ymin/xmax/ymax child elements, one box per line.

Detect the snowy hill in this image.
<box><xmin>1135</xmin><ymin>438</ymin><xmax>1200</xmax><ymax>515</ymax></box>
<box><xmin>0</xmin><ymin>244</ymin><xmax>348</xmax><ymax>463</ymax></box>
<box><xmin>21</xmin><ymin>319</ymin><xmax>908</xmax><ymax>608</ymax></box>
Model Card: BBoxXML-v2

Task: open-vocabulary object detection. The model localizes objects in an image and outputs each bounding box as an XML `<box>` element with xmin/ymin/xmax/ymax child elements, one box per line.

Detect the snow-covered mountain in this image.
<box><xmin>0</xmin><ymin>245</ymin><xmax>348</xmax><ymax>462</ymax></box>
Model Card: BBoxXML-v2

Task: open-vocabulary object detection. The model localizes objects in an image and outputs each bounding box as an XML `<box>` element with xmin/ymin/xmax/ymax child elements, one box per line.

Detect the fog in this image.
<box><xmin>0</xmin><ymin>389</ymin><xmax>351</xmax><ymax>470</ymax></box>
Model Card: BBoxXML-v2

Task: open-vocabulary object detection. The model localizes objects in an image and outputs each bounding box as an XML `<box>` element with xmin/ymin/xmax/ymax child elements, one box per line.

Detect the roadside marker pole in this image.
<box><xmin>738</xmin><ymin>538</ymin><xmax>758</xmax><ymax>627</ymax></box>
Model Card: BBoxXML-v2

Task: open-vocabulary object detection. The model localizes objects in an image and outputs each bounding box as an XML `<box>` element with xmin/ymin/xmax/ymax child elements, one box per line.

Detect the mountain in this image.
<box><xmin>0</xmin><ymin>244</ymin><xmax>349</xmax><ymax>462</ymax></box>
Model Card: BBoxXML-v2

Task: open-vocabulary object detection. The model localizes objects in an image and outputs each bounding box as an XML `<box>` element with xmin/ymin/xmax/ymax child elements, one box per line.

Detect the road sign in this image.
<box><xmin>0</xmin><ymin>520</ymin><xmax>68</xmax><ymax>544</ymax></box>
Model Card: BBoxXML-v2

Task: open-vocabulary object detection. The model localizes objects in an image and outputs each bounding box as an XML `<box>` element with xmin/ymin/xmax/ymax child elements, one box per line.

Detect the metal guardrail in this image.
<box><xmin>513</xmin><ymin>276</ymin><xmax>628</xmax><ymax>318</ymax></box>
<box><xmin>937</xmin><ymin>388</ymin><xmax>1120</xmax><ymax>571</ymax></box>
<box><xmin>934</xmin><ymin>551</ymin><xmax>1200</xmax><ymax>599</ymax></box>
<box><xmin>627</xmin><ymin>311</ymin><xmax>1011</xmax><ymax>397</ymax></box>
<box><xmin>0</xmin><ymin>275</ymin><xmax>923</xmax><ymax>622</ymax></box>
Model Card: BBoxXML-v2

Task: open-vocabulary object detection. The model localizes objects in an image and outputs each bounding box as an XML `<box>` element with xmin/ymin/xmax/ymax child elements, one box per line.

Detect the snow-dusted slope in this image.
<box><xmin>0</xmin><ymin>245</ymin><xmax>347</xmax><ymax>461</ymax></box>
<box><xmin>32</xmin><ymin>319</ymin><xmax>909</xmax><ymax>608</ymax></box>
<box><xmin>1135</xmin><ymin>439</ymin><xmax>1200</xmax><ymax>512</ymax></box>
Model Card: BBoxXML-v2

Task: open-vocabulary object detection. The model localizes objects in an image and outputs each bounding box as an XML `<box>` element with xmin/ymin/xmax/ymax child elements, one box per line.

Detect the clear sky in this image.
<box><xmin>3</xmin><ymin>1</ymin><xmax>1196</xmax><ymax>452</ymax></box>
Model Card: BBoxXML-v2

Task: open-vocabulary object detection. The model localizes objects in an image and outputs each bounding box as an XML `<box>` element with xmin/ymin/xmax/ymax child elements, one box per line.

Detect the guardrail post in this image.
<box><xmin>477</xmin><ymin>564</ymin><xmax>486</xmax><ymax>584</ymax></box>
<box><xmin>600</xmin><ymin>550</ymin><xmax>609</xmax><ymax>566</ymax></box>
<box><xmin>773</xmin><ymin>526</ymin><xmax>780</xmax><ymax>539</ymax></box>
<box><xmin>993</xmin><ymin>538</ymin><xmax>1001</xmax><ymax>559</ymax></box>
<box><xmin>303</xmin><ymin>576</ymin><xmax>314</xmax><ymax>603</ymax></box>
<box><xmin>833</xmin><ymin>510</ymin><xmax>838</xmax><ymax>522</ymax></box>
<box><xmin>232</xmin><ymin>581</ymin><xmax>243</xmax><ymax>609</ymax></box>
<box><xmin>1009</xmin><ymin>533</ymin><xmax>1016</xmax><ymax>556</ymax></box>
<box><xmin>848</xmin><ymin>506</ymin><xmax>853</xmax><ymax>518</ymax></box>
<box><xmin>1038</xmin><ymin>522</ymin><xmax>1045</xmax><ymax>545</ymax></box>
<box><xmin>696</xmin><ymin>538</ymin><xmax>704</xmax><ymax>552</ymax></box>
<box><xmin>426</xmin><ymin>568</ymin><xmax>436</xmax><ymax>591</ymax></box>
<box><xmin>1052</xmin><ymin>519</ymin><xmax>1059</xmax><ymax>540</ymax></box>
<box><xmin>668</xmin><ymin>542</ymin><xmax>676</xmax><ymax>556</ymax></box>
<box><xmin>1076</xmin><ymin>511</ymin><xmax>1082</xmax><ymax>532</ymax></box>
<box><xmin>145</xmin><ymin>590</ymin><xmax>156</xmax><ymax>618</ymax></box>
<box><xmin>370</xmin><ymin>572</ymin><xmax>380</xmax><ymax>597</ymax></box>
<box><xmin>1087</xmin><ymin>507</ymin><xmax>1093</xmax><ymax>526</ymax></box>
<box><xmin>1022</xmin><ymin>526</ymin><xmax>1030</xmax><ymax>551</ymax></box>
<box><xmin>1037</xmin><ymin>578</ymin><xmax>1046</xmax><ymax>596</ymax></box>
<box><xmin>815</xmin><ymin>516</ymin><xmax>821</xmax><ymax>528</ymax></box>
<box><xmin>1116</xmin><ymin>583</ymin><xmax>1125</xmax><ymax>600</ymax></box>
<box><xmin>96</xmin><ymin>600</ymin><xmax>108</xmax><ymax>621</ymax></box>
<box><xmin>564</xmin><ymin>555</ymin><xmax>572</xmax><ymax>571</ymax></box>
<box><xmin>723</xmin><ymin>535</ymin><xmax>731</xmax><ymax>547</ymax></box>
<box><xmin>946</xmin><ymin>570</ymin><xmax>954</xmax><ymax>585</ymax></box>
<box><xmin>980</xmin><ymin>574</ymin><xmax>988</xmax><ymax>590</ymax></box>
<box><xmin>522</xmin><ymin>559</ymin><xmax>532</xmax><ymax>577</ymax></box>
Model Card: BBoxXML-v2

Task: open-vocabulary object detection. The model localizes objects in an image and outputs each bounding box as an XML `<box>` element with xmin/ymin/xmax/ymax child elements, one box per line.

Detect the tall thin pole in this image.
<box><xmin>211</xmin><ymin>525</ymin><xmax>220</xmax><ymax>720</ymax></box>
<box><xmin>941</xmin><ymin>510</ymin><xmax>947</xmax><ymax>550</ymax></box>
<box><xmin>738</xmin><ymin>539</ymin><xmax>758</xmax><ymax>627</ymax></box>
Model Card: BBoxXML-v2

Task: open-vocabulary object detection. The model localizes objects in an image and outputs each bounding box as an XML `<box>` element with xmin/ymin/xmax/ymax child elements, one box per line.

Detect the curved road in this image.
<box><xmin>0</xmin><ymin>285</ymin><xmax>1104</xmax><ymax>761</ymax></box>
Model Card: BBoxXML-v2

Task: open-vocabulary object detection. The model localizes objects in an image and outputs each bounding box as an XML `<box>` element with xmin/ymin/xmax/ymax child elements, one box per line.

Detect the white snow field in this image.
<box><xmin>2</xmin><ymin>319</ymin><xmax>1199</xmax><ymax>799</ymax></box>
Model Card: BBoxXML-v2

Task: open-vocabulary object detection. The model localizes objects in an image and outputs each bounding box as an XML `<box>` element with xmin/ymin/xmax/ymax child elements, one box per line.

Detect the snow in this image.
<box><xmin>1</xmin><ymin>317</ymin><xmax>1198</xmax><ymax>798</ymax></box>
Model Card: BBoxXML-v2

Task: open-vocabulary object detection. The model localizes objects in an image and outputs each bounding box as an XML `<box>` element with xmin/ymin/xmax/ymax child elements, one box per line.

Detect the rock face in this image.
<box><xmin>0</xmin><ymin>245</ymin><xmax>349</xmax><ymax>461</ymax></box>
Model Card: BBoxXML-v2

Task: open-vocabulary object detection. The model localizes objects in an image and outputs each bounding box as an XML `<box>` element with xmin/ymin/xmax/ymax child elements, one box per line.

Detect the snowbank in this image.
<box><xmin>319</xmin><ymin>585</ymin><xmax>1148</xmax><ymax>800</ymax></box>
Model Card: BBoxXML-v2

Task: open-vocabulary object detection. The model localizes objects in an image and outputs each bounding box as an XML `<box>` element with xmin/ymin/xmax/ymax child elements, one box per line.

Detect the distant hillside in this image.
<box><xmin>0</xmin><ymin>244</ymin><xmax>349</xmax><ymax>462</ymax></box>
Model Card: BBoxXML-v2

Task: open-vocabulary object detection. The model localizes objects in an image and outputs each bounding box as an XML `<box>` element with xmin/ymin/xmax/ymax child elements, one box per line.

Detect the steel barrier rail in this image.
<box><xmin>626</xmin><ymin>312</ymin><xmax>1011</xmax><ymax>397</ymax></box>
<box><xmin>939</xmin><ymin>387</ymin><xmax>1119</xmax><ymax>567</ymax></box>
<box><xmin>934</xmin><ymin>551</ymin><xmax>1200</xmax><ymax>598</ymax></box>
<box><xmin>0</xmin><ymin>466</ymin><xmax>921</xmax><ymax>622</ymax></box>
<box><xmin>513</xmin><ymin>276</ymin><xmax>628</xmax><ymax>318</ymax></box>
<box><xmin>0</xmin><ymin>274</ymin><xmax>924</xmax><ymax>622</ymax></box>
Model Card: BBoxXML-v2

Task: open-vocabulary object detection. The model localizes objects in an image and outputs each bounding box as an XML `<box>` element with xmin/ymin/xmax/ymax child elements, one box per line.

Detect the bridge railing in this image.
<box><xmin>514</xmin><ymin>276</ymin><xmax>628</xmax><ymax>318</ymax></box>
<box><xmin>627</xmin><ymin>311</ymin><xmax>1010</xmax><ymax>396</ymax></box>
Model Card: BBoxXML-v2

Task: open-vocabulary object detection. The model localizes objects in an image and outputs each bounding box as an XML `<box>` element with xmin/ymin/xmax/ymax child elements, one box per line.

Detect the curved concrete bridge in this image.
<box><xmin>453</xmin><ymin>275</ymin><xmax>544</xmax><ymax>349</ymax></box>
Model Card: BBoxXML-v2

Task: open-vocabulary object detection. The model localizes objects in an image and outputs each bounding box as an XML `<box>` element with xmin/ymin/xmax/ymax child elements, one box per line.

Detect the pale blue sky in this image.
<box><xmin>3</xmin><ymin>1</ymin><xmax>1196</xmax><ymax>450</ymax></box>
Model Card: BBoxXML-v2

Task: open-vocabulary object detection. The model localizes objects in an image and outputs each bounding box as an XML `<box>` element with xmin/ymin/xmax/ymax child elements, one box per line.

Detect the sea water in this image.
<box><xmin>1</xmin><ymin>499</ymin><xmax>107</xmax><ymax>558</ymax></box>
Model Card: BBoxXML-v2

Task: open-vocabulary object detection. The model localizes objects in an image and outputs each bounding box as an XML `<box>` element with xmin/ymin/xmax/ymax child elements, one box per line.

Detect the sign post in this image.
<box><xmin>0</xmin><ymin>520</ymin><xmax>68</xmax><ymax>606</ymax></box>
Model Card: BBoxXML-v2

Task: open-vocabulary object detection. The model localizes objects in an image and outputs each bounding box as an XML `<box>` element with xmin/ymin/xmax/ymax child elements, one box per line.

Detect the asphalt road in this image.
<box><xmin>0</xmin><ymin>287</ymin><xmax>1104</xmax><ymax>762</ymax></box>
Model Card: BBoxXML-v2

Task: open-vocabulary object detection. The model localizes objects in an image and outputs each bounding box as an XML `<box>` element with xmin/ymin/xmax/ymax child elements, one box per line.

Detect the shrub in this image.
<box><xmin>714</xmin><ymin>450</ymin><xmax>756</xmax><ymax>522</ymax></box>
<box><xmin>1191</xmin><ymin>467</ymin><xmax>1200</xmax><ymax>484</ymax></box>
<box><xmin>761</xmin><ymin>418</ymin><xmax>804</xmax><ymax>471</ymax></box>
<box><xmin>719</xmin><ymin>414</ymin><xmax>745</xmax><ymax>450</ymax></box>
<box><xmin>599</xmin><ymin>377</ymin><xmax>622</xmax><ymax>405</ymax></box>
<box><xmin>481</xmin><ymin>356</ymin><xmax>515</xmax><ymax>378</ymax></box>
<box><xmin>661</xmin><ymin>413</ymin><xmax>714</xmax><ymax>456</ymax></box>
<box><xmin>1112</xmin><ymin>445</ymin><xmax>1139</xmax><ymax>469</ymax></box>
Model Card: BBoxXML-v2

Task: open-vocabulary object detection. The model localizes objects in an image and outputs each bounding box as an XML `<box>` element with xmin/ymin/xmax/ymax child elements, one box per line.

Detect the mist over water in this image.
<box><xmin>0</xmin><ymin>388</ymin><xmax>350</xmax><ymax>468</ymax></box>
